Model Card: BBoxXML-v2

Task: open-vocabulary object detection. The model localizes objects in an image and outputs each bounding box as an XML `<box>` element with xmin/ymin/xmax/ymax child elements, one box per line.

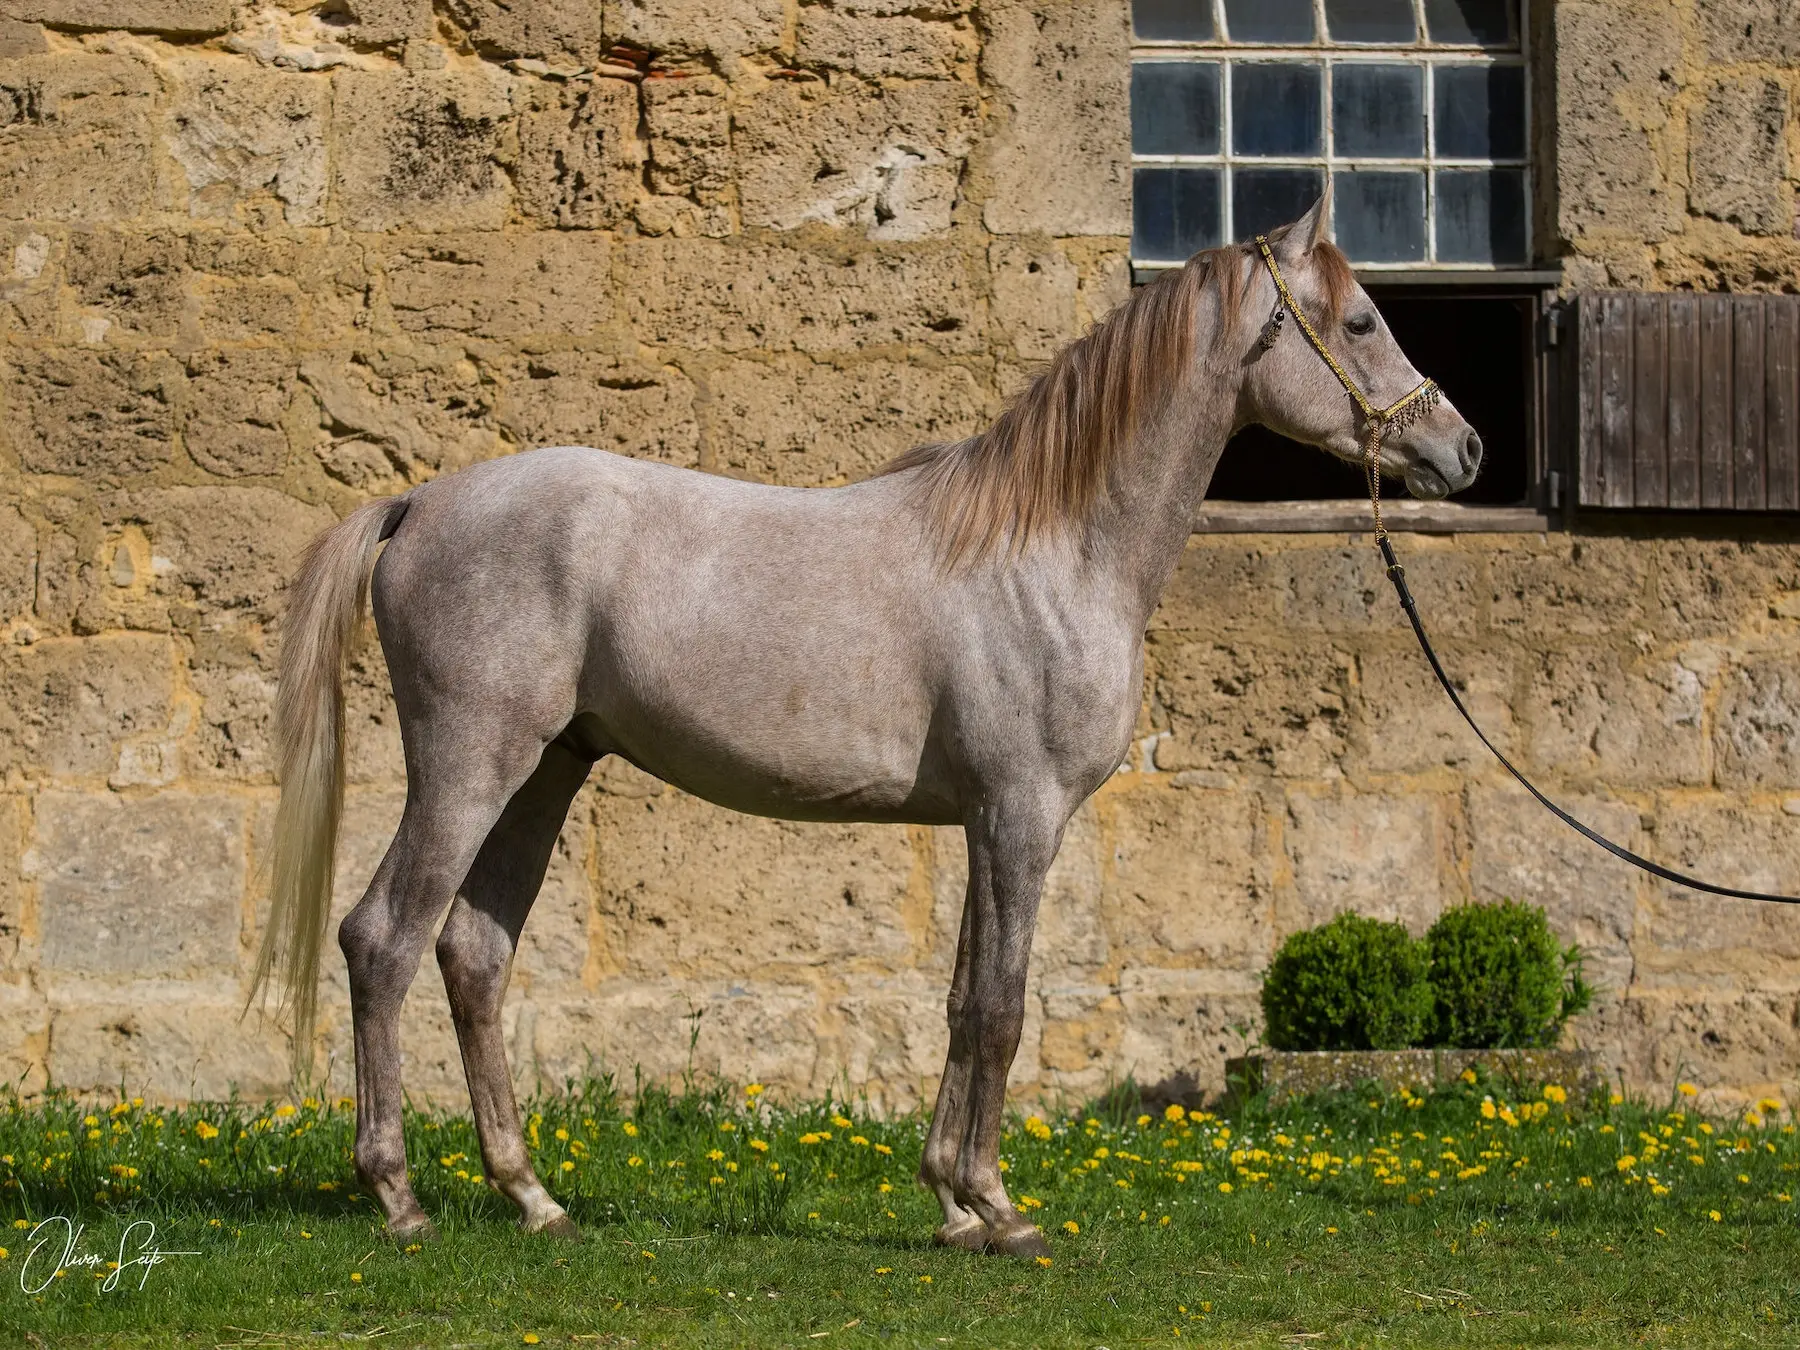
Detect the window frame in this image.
<box><xmin>1130</xmin><ymin>0</ymin><xmax>1538</xmax><ymax>275</ymax></box>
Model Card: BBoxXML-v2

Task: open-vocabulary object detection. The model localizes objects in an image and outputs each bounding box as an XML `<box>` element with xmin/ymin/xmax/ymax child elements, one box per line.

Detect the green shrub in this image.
<box><xmin>1425</xmin><ymin>900</ymin><xmax>1592</xmax><ymax>1049</ymax></box>
<box><xmin>1261</xmin><ymin>912</ymin><xmax>1433</xmax><ymax>1052</ymax></box>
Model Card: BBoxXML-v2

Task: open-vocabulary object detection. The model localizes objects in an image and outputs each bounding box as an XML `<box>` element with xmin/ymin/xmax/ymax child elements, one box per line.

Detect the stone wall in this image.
<box><xmin>0</xmin><ymin>0</ymin><xmax>1796</xmax><ymax>1111</ymax></box>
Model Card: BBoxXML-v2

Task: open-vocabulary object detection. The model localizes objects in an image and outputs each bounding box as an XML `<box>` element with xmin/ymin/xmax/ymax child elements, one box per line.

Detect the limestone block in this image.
<box><xmin>1348</xmin><ymin>639</ymin><xmax>1518</xmax><ymax>775</ymax></box>
<box><xmin>1117</xmin><ymin>965</ymin><xmax>1265</xmax><ymax>1099</ymax></box>
<box><xmin>186</xmin><ymin>650</ymin><xmax>277</xmax><ymax>782</ymax></box>
<box><xmin>735</xmin><ymin>80</ymin><xmax>976</xmax><ymax>240</ymax></box>
<box><xmin>1033</xmin><ymin>984</ymin><xmax>1112</xmax><ymax>1092</ymax></box>
<box><xmin>1102</xmin><ymin>782</ymin><xmax>1270</xmax><ymax>969</ymax></box>
<box><xmin>61</xmin><ymin>228</ymin><xmax>188</xmax><ymax>342</ymax></box>
<box><xmin>383</xmin><ymin>231</ymin><xmax>613</xmax><ymax>340</ymax></box>
<box><xmin>1697</xmin><ymin>0</ymin><xmax>1800</xmax><ymax>64</ymax></box>
<box><xmin>1714</xmin><ymin>654</ymin><xmax>1800</xmax><ymax>790</ymax></box>
<box><xmin>515</xmin><ymin>74</ymin><xmax>641</xmax><ymax>229</ymax></box>
<box><xmin>1150</xmin><ymin>538</ymin><xmax>1287</xmax><ymax>636</ymax></box>
<box><xmin>512</xmin><ymin>787</ymin><xmax>599</xmax><ymax>996</ymax></box>
<box><xmin>184</xmin><ymin>230</ymin><xmax>370</xmax><ymax>343</ymax></box>
<box><xmin>623</xmin><ymin>237</ymin><xmax>984</xmax><ymax>355</ymax></box>
<box><xmin>643</xmin><ymin>74</ymin><xmax>729</xmax><ymax>203</ymax></box>
<box><xmin>978</xmin><ymin>0</ymin><xmax>1129</xmax><ymax>237</ymax></box>
<box><xmin>821</xmin><ymin>969</ymin><xmax>949</xmax><ymax>1114</ymax></box>
<box><xmin>1603</xmin><ymin>990</ymin><xmax>1800</xmax><ymax>1102</ymax></box>
<box><xmin>164</xmin><ymin>60</ymin><xmax>329</xmax><ymax>226</ymax></box>
<box><xmin>1655</xmin><ymin>539</ymin><xmax>1798</xmax><ymax>639</ymax></box>
<box><xmin>0</xmin><ymin>634</ymin><xmax>175</xmax><ymax>779</ymax></box>
<box><xmin>1519</xmin><ymin>645</ymin><xmax>1708</xmax><ymax>788</ymax></box>
<box><xmin>1553</xmin><ymin>3</ymin><xmax>1681</xmax><ymax>242</ymax></box>
<box><xmin>594</xmin><ymin>790</ymin><xmax>916</xmax><ymax>979</ymax></box>
<box><xmin>112</xmin><ymin>485</ymin><xmax>335</xmax><ymax>621</ymax></box>
<box><xmin>494</xmin><ymin>351</ymin><xmax>699</xmax><ymax>465</ymax></box>
<box><xmin>0</xmin><ymin>979</ymin><xmax>48</xmax><ymax>1092</ymax></box>
<box><xmin>299</xmin><ymin>348</ymin><xmax>505</xmax><ymax>485</ymax></box>
<box><xmin>0</xmin><ymin>501</ymin><xmax>34</xmax><ymax>622</ymax></box>
<box><xmin>0</xmin><ymin>1</ymin><xmax>232</xmax><ymax>32</ymax></box>
<box><xmin>1281</xmin><ymin>788</ymin><xmax>1451</xmax><ymax>933</ymax></box>
<box><xmin>988</xmin><ymin>240</ymin><xmax>1079</xmax><ymax>361</ymax></box>
<box><xmin>1</xmin><ymin>222</ymin><xmax>58</xmax><ymax>336</ymax></box>
<box><xmin>1147</xmin><ymin>633</ymin><xmax>1352</xmax><ymax>778</ymax></box>
<box><xmin>49</xmin><ymin>994</ymin><xmax>289</xmax><ymax>1100</ymax></box>
<box><xmin>701</xmin><ymin>354</ymin><xmax>987</xmax><ymax>485</ymax></box>
<box><xmin>795</xmin><ymin>5</ymin><xmax>966</xmax><ymax>79</ymax></box>
<box><xmin>0</xmin><ymin>18</ymin><xmax>44</xmax><ymax>55</ymax></box>
<box><xmin>606</xmin><ymin>0</ymin><xmax>787</xmax><ymax>63</ymax></box>
<box><xmin>2</xmin><ymin>348</ymin><xmax>182</xmax><ymax>477</ymax></box>
<box><xmin>30</xmin><ymin>790</ymin><xmax>244</xmax><ymax>977</ymax></box>
<box><xmin>328</xmin><ymin>0</ymin><xmax>435</xmax><ymax>47</ymax></box>
<box><xmin>33</xmin><ymin>529</ymin><xmax>76</xmax><ymax>629</ymax></box>
<box><xmin>1486</xmin><ymin>536</ymin><xmax>1649</xmax><ymax>638</ymax></box>
<box><xmin>333</xmin><ymin>69</ymin><xmax>514</xmax><ymax>232</ymax></box>
<box><xmin>1689</xmin><ymin>77</ymin><xmax>1791</xmax><ymax>236</ymax></box>
<box><xmin>182</xmin><ymin>348</ymin><xmax>294</xmax><ymax>479</ymax></box>
<box><xmin>1466</xmin><ymin>782</ymin><xmax>1640</xmax><ymax>990</ymax></box>
<box><xmin>0</xmin><ymin>54</ymin><xmax>156</xmax><ymax>222</ymax></box>
<box><xmin>1280</xmin><ymin>538</ymin><xmax>1484</xmax><ymax>638</ymax></box>
<box><xmin>443</xmin><ymin>0</ymin><xmax>605</xmax><ymax>61</ymax></box>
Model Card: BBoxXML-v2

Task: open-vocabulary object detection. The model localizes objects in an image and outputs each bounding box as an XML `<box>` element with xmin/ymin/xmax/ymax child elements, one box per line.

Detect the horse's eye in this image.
<box><xmin>1345</xmin><ymin>313</ymin><xmax>1378</xmax><ymax>337</ymax></box>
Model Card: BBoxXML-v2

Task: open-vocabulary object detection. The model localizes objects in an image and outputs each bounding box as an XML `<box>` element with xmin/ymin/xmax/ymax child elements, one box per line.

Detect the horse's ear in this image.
<box><xmin>1274</xmin><ymin>188</ymin><xmax>1332</xmax><ymax>264</ymax></box>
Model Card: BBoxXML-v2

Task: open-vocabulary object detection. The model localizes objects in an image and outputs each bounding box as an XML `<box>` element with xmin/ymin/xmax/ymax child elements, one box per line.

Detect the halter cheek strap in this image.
<box><xmin>1254</xmin><ymin>235</ymin><xmax>1441</xmax><ymax>539</ymax></box>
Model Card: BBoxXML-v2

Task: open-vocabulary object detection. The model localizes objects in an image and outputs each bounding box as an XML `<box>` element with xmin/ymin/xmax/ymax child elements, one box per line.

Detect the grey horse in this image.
<box><xmin>252</xmin><ymin>199</ymin><xmax>1481</xmax><ymax>1257</ymax></box>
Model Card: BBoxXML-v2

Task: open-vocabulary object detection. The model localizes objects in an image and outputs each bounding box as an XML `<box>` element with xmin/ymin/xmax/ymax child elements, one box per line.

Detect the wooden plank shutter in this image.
<box><xmin>1575</xmin><ymin>291</ymin><xmax>1800</xmax><ymax>510</ymax></box>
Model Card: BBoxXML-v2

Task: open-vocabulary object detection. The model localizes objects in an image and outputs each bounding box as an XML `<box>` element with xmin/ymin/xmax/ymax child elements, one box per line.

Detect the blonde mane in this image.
<box><xmin>882</xmin><ymin>234</ymin><xmax>1356</xmax><ymax>564</ymax></box>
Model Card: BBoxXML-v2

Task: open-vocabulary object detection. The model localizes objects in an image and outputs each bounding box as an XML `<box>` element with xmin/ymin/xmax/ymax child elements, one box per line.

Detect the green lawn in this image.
<box><xmin>3</xmin><ymin>1072</ymin><xmax>1798</xmax><ymax>1347</ymax></box>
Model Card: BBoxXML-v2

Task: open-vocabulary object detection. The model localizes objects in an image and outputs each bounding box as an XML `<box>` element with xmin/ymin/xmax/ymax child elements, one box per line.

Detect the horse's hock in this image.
<box><xmin>1</xmin><ymin>1</ymin><xmax>1798</xmax><ymax>1108</ymax></box>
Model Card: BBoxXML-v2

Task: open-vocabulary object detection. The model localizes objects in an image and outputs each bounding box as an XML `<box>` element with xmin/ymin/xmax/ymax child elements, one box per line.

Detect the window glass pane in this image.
<box><xmin>1332</xmin><ymin>64</ymin><xmax>1424</xmax><ymax>157</ymax></box>
<box><xmin>1132</xmin><ymin>63</ymin><xmax>1222</xmax><ymax>155</ymax></box>
<box><xmin>1434</xmin><ymin>168</ymin><xmax>1527</xmax><ymax>263</ymax></box>
<box><xmin>1133</xmin><ymin>0</ymin><xmax>1215</xmax><ymax>41</ymax></box>
<box><xmin>1423</xmin><ymin>0</ymin><xmax>1515</xmax><ymax>46</ymax></box>
<box><xmin>1324</xmin><ymin>0</ymin><xmax>1417</xmax><ymax>43</ymax></box>
<box><xmin>1434</xmin><ymin>64</ymin><xmax>1525</xmax><ymax>159</ymax></box>
<box><xmin>1233</xmin><ymin>166</ymin><xmax>1325</xmax><ymax>240</ymax></box>
<box><xmin>1232</xmin><ymin>63</ymin><xmax>1323</xmax><ymax>156</ymax></box>
<box><xmin>1223</xmin><ymin>0</ymin><xmax>1314</xmax><ymax>44</ymax></box>
<box><xmin>1134</xmin><ymin>167</ymin><xmax>1223</xmax><ymax>261</ymax></box>
<box><xmin>1334</xmin><ymin>169</ymin><xmax>1426</xmax><ymax>262</ymax></box>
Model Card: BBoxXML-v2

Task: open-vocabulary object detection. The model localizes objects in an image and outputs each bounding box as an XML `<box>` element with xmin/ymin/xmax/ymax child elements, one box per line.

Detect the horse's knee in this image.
<box><xmin>435</xmin><ymin>909</ymin><xmax>510</xmax><ymax>1015</ymax></box>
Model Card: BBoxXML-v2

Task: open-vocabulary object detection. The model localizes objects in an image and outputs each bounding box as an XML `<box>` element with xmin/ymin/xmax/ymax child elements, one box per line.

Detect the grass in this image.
<box><xmin>3</xmin><ymin>1071</ymin><xmax>1799</xmax><ymax>1347</ymax></box>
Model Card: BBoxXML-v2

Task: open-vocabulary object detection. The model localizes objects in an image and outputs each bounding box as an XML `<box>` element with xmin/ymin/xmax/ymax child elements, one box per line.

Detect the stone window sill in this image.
<box><xmin>1192</xmin><ymin>499</ymin><xmax>1553</xmax><ymax>534</ymax></box>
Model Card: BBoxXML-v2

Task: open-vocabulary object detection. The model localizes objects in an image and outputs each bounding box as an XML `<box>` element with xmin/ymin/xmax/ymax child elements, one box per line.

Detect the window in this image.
<box><xmin>1130</xmin><ymin>0</ymin><xmax>1531</xmax><ymax>270</ymax></box>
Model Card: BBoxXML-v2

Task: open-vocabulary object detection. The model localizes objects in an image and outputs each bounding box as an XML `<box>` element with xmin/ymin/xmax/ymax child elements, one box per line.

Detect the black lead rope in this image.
<box><xmin>1379</xmin><ymin>536</ymin><xmax>1800</xmax><ymax>906</ymax></box>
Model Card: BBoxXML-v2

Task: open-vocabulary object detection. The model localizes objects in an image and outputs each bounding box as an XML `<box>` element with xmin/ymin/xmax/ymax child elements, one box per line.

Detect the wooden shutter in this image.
<box><xmin>1575</xmin><ymin>292</ymin><xmax>1800</xmax><ymax>510</ymax></box>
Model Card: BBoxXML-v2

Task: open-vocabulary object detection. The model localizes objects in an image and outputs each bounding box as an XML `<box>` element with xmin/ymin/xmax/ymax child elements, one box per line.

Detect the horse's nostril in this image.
<box><xmin>1462</xmin><ymin>430</ymin><xmax>1483</xmax><ymax>476</ymax></box>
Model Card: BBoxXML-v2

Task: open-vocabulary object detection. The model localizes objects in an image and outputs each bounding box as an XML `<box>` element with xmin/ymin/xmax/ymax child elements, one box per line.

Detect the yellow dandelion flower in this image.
<box><xmin>559</xmin><ymin>1161</ymin><xmax>575</xmax><ymax>1173</ymax></box>
<box><xmin>851</xmin><ymin>1135</ymin><xmax>870</xmax><ymax>1147</ymax></box>
<box><xmin>275</xmin><ymin>1104</ymin><xmax>296</xmax><ymax>1118</ymax></box>
<box><xmin>1164</xmin><ymin>1103</ymin><xmax>1185</xmax><ymax>1123</ymax></box>
<box><xmin>874</xmin><ymin>1143</ymin><xmax>893</xmax><ymax>1156</ymax></box>
<box><xmin>707</xmin><ymin>1148</ymin><xmax>724</xmax><ymax>1162</ymax></box>
<box><xmin>1018</xmin><ymin>1194</ymin><xmax>1042</xmax><ymax>1210</ymax></box>
<box><xmin>1578</xmin><ymin>1176</ymin><xmax>1593</xmax><ymax>1188</ymax></box>
<box><xmin>523</xmin><ymin>1335</ymin><xmax>541</xmax><ymax>1345</ymax></box>
<box><xmin>350</xmin><ymin>1272</ymin><xmax>362</xmax><ymax>1284</ymax></box>
<box><xmin>745</xmin><ymin>1084</ymin><xmax>765</xmax><ymax>1098</ymax></box>
<box><xmin>1778</xmin><ymin>1193</ymin><xmax>1793</xmax><ymax>1203</ymax></box>
<box><xmin>750</xmin><ymin>1139</ymin><xmax>770</xmax><ymax>1153</ymax></box>
<box><xmin>875</xmin><ymin>1267</ymin><xmax>892</xmax><ymax>1275</ymax></box>
<box><xmin>1710</xmin><ymin>1210</ymin><xmax>1722</xmax><ymax>1222</ymax></box>
<box><xmin>919</xmin><ymin>1275</ymin><xmax>932</xmax><ymax>1284</ymax></box>
<box><xmin>627</xmin><ymin>1156</ymin><xmax>643</xmax><ymax>1167</ymax></box>
<box><xmin>1543</xmin><ymin>1084</ymin><xmax>1567</xmax><ymax>1104</ymax></box>
<box><xmin>1035</xmin><ymin>1255</ymin><xmax>1053</xmax><ymax>1267</ymax></box>
<box><xmin>1617</xmin><ymin>1156</ymin><xmax>1637</xmax><ymax>1172</ymax></box>
<box><xmin>1679</xmin><ymin>1083</ymin><xmax>1698</xmax><ymax>1097</ymax></box>
<box><xmin>299</xmin><ymin>1231</ymin><xmax>312</xmax><ymax>1240</ymax></box>
<box><xmin>878</xmin><ymin>1182</ymin><xmax>893</xmax><ymax>1193</ymax></box>
<box><xmin>622</xmin><ymin>1122</ymin><xmax>638</xmax><ymax>1137</ymax></box>
<box><xmin>831</xmin><ymin>1114</ymin><xmax>853</xmax><ymax>1129</ymax></box>
<box><xmin>1159</xmin><ymin>1215</ymin><xmax>1172</xmax><ymax>1226</ymax></box>
<box><xmin>1738</xmin><ymin>1173</ymin><xmax>1751</xmax><ymax>1184</ymax></box>
<box><xmin>1062</xmin><ymin>1220</ymin><xmax>1080</xmax><ymax>1235</ymax></box>
<box><xmin>1136</xmin><ymin>1114</ymin><xmax>1152</xmax><ymax>1127</ymax></box>
<box><xmin>641</xmin><ymin>1250</ymin><xmax>656</xmax><ymax>1260</ymax></box>
<box><xmin>1218</xmin><ymin>1181</ymin><xmax>1233</xmax><ymax>1194</ymax></box>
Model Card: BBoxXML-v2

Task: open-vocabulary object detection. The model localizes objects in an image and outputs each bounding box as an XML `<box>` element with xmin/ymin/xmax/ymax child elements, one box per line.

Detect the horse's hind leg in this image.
<box><xmin>339</xmin><ymin>725</ymin><xmax>551</xmax><ymax>1241</ymax></box>
<box><xmin>435</xmin><ymin>739</ymin><xmax>591</xmax><ymax>1238</ymax></box>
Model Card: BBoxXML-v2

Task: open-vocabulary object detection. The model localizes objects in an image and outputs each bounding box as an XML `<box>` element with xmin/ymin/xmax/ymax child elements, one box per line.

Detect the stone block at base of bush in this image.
<box><xmin>1225</xmin><ymin>1048</ymin><xmax>1607</xmax><ymax>1103</ymax></box>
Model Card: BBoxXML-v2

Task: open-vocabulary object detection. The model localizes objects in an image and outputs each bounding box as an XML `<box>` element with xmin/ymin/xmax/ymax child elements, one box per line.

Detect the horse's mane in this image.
<box><xmin>879</xmin><ymin>231</ymin><xmax>1356</xmax><ymax>565</ymax></box>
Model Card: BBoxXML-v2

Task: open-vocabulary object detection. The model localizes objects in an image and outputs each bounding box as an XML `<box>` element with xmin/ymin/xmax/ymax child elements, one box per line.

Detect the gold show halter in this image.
<box><xmin>1253</xmin><ymin>235</ymin><xmax>1440</xmax><ymax>539</ymax></box>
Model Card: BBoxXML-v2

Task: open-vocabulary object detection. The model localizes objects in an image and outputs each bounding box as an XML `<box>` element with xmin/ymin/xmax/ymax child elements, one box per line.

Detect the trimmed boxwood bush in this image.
<box><xmin>1425</xmin><ymin>900</ymin><xmax>1592</xmax><ymax>1049</ymax></box>
<box><xmin>1262</xmin><ymin>912</ymin><xmax>1434</xmax><ymax>1052</ymax></box>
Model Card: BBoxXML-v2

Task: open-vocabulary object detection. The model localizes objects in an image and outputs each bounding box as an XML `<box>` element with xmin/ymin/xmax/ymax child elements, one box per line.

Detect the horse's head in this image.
<box><xmin>1236</xmin><ymin>196</ymin><xmax>1482</xmax><ymax>501</ymax></box>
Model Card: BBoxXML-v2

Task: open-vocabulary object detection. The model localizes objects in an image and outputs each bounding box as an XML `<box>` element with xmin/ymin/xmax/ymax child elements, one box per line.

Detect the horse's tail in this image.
<box><xmin>250</xmin><ymin>493</ymin><xmax>411</xmax><ymax>1082</ymax></box>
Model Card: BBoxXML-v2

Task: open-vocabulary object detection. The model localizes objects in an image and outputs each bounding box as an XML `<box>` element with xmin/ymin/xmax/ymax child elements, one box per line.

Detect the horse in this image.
<box><xmin>252</xmin><ymin>197</ymin><xmax>1482</xmax><ymax>1257</ymax></box>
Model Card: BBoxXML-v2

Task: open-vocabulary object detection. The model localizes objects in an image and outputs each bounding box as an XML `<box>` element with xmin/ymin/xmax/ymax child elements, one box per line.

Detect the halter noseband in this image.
<box><xmin>1253</xmin><ymin>235</ymin><xmax>1441</xmax><ymax>539</ymax></box>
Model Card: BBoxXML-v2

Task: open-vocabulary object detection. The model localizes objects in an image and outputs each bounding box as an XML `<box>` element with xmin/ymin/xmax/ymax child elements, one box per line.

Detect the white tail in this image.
<box><xmin>250</xmin><ymin>494</ymin><xmax>410</xmax><ymax>1081</ymax></box>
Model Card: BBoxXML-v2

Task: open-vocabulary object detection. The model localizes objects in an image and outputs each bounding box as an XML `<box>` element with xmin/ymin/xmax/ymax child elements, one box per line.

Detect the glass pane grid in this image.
<box><xmin>1130</xmin><ymin>0</ymin><xmax>1530</xmax><ymax>268</ymax></box>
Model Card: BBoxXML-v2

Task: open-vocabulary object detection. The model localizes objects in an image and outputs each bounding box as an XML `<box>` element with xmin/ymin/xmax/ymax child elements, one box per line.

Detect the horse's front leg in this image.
<box><xmin>948</xmin><ymin>795</ymin><xmax>1065</xmax><ymax>1259</ymax></box>
<box><xmin>919</xmin><ymin>888</ymin><xmax>985</xmax><ymax>1250</ymax></box>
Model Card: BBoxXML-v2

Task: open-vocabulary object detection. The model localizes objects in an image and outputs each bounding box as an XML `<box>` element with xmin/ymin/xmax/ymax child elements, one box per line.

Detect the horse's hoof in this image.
<box><xmin>388</xmin><ymin>1216</ymin><xmax>439</xmax><ymax>1244</ymax></box>
<box><xmin>934</xmin><ymin>1218</ymin><xmax>989</xmax><ymax>1252</ymax></box>
<box><xmin>532</xmin><ymin>1213</ymin><xmax>583</xmax><ymax>1241</ymax></box>
<box><xmin>986</xmin><ymin>1223</ymin><xmax>1051</xmax><ymax>1260</ymax></box>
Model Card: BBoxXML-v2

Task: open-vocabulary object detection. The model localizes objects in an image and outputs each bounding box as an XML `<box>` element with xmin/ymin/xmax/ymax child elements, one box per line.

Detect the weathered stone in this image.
<box><xmin>1602</xmin><ymin>989</ymin><xmax>1800</xmax><ymax>1103</ymax></box>
<box><xmin>1713</xmin><ymin>654</ymin><xmax>1800</xmax><ymax>790</ymax></box>
<box><xmin>443</xmin><ymin>0</ymin><xmax>605</xmax><ymax>61</ymax></box>
<box><xmin>60</xmin><ymin>228</ymin><xmax>187</xmax><ymax>342</ymax></box>
<box><xmin>495</xmin><ymin>351</ymin><xmax>699</xmax><ymax>465</ymax></box>
<box><xmin>333</xmin><ymin>69</ymin><xmax>514</xmax><ymax>232</ymax></box>
<box><xmin>383</xmin><ymin>231</ymin><xmax>613</xmax><ymax>340</ymax></box>
<box><xmin>1281</xmin><ymin>788</ymin><xmax>1453</xmax><ymax>933</ymax></box>
<box><xmin>0</xmin><ymin>979</ymin><xmax>48</xmax><ymax>1092</ymax></box>
<box><xmin>623</xmin><ymin>237</ymin><xmax>985</xmax><ymax>354</ymax></box>
<box><xmin>0</xmin><ymin>18</ymin><xmax>44</xmax><ymax>55</ymax></box>
<box><xmin>1227</xmin><ymin>1048</ymin><xmax>1606</xmax><ymax>1104</ymax></box>
<box><xmin>299</xmin><ymin>348</ymin><xmax>505</xmax><ymax>484</ymax></box>
<box><xmin>735</xmin><ymin>80</ymin><xmax>977</xmax><ymax>240</ymax></box>
<box><xmin>184</xmin><ymin>232</ymin><xmax>370</xmax><ymax>344</ymax></box>
<box><xmin>3</xmin><ymin>348</ymin><xmax>182</xmax><ymax>478</ymax></box>
<box><xmin>514</xmin><ymin>73</ymin><xmax>641</xmax><ymax>229</ymax></box>
<box><xmin>1697</xmin><ymin>0</ymin><xmax>1800</xmax><ymax>64</ymax></box>
<box><xmin>1519</xmin><ymin>645</ymin><xmax>1709</xmax><ymax>788</ymax></box>
<box><xmin>1689</xmin><ymin>77</ymin><xmax>1790</xmax><ymax>235</ymax></box>
<box><xmin>1486</xmin><ymin>536</ymin><xmax>1650</xmax><ymax>638</ymax></box>
<box><xmin>607</xmin><ymin>0</ymin><xmax>787</xmax><ymax>63</ymax></box>
<box><xmin>0</xmin><ymin>634</ymin><xmax>175</xmax><ymax>779</ymax></box>
<box><xmin>164</xmin><ymin>60</ymin><xmax>329</xmax><ymax>227</ymax></box>
<box><xmin>328</xmin><ymin>0</ymin><xmax>435</xmax><ymax>47</ymax></box>
<box><xmin>820</xmin><ymin>969</ymin><xmax>948</xmax><ymax>1113</ymax></box>
<box><xmin>30</xmin><ymin>790</ymin><xmax>243</xmax><ymax>976</ymax></box>
<box><xmin>1280</xmin><ymin>538</ymin><xmax>1485</xmax><ymax>637</ymax></box>
<box><xmin>0</xmin><ymin>502</ymin><xmax>34</xmax><ymax>621</ymax></box>
<box><xmin>701</xmin><ymin>354</ymin><xmax>987</xmax><ymax>485</ymax></box>
<box><xmin>988</xmin><ymin>240</ymin><xmax>1080</xmax><ymax>360</ymax></box>
<box><xmin>1655</xmin><ymin>539</ymin><xmax>1798</xmax><ymax>639</ymax></box>
<box><xmin>795</xmin><ymin>6</ymin><xmax>967</xmax><ymax>79</ymax></box>
<box><xmin>1348</xmin><ymin>639</ymin><xmax>1519</xmax><ymax>776</ymax></box>
<box><xmin>0</xmin><ymin>0</ymin><xmax>232</xmax><ymax>34</ymax></box>
<box><xmin>1151</xmin><ymin>538</ymin><xmax>1289</xmax><ymax>636</ymax></box>
<box><xmin>642</xmin><ymin>73</ymin><xmax>729</xmax><ymax>202</ymax></box>
<box><xmin>48</xmin><ymin>995</ymin><xmax>287</xmax><ymax>1099</ymax></box>
<box><xmin>182</xmin><ymin>348</ymin><xmax>294</xmax><ymax>479</ymax></box>
<box><xmin>0</xmin><ymin>53</ymin><xmax>156</xmax><ymax>222</ymax></box>
<box><xmin>978</xmin><ymin>0</ymin><xmax>1129</xmax><ymax>237</ymax></box>
<box><xmin>1147</xmin><ymin>633</ymin><xmax>1352</xmax><ymax>778</ymax></box>
<box><xmin>1118</xmin><ymin>966</ymin><xmax>1262</xmax><ymax>1100</ymax></box>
